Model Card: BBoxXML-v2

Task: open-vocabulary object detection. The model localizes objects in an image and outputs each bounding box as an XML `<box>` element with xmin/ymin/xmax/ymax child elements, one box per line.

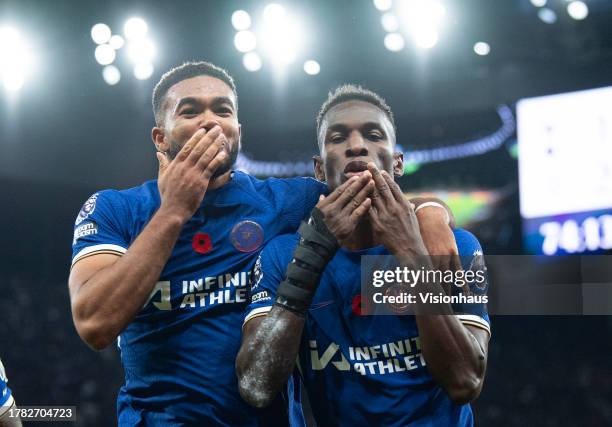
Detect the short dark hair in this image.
<box><xmin>152</xmin><ymin>61</ymin><xmax>238</xmax><ymax>126</ymax></box>
<box><xmin>316</xmin><ymin>84</ymin><xmax>396</xmax><ymax>142</ymax></box>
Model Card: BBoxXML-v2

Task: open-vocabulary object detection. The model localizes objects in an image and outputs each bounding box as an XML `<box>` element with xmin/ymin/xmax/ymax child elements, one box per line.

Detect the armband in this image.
<box><xmin>275</xmin><ymin>208</ymin><xmax>339</xmax><ymax>315</ymax></box>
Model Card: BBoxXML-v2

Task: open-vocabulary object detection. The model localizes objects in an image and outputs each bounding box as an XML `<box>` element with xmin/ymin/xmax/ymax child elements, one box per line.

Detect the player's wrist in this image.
<box><xmin>156</xmin><ymin>204</ymin><xmax>192</xmax><ymax>226</ymax></box>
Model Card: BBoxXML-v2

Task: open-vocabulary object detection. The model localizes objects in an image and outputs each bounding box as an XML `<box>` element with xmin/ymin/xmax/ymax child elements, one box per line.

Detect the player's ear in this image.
<box><xmin>313</xmin><ymin>155</ymin><xmax>326</xmax><ymax>182</ymax></box>
<box><xmin>152</xmin><ymin>126</ymin><xmax>169</xmax><ymax>153</ymax></box>
<box><xmin>393</xmin><ymin>151</ymin><xmax>404</xmax><ymax>177</ymax></box>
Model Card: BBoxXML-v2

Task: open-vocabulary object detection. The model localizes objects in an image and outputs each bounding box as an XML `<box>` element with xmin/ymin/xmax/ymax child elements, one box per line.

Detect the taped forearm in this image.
<box><xmin>275</xmin><ymin>208</ymin><xmax>339</xmax><ymax>314</ymax></box>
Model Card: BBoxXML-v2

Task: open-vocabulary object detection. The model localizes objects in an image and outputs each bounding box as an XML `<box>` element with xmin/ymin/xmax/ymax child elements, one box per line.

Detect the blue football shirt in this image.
<box><xmin>245</xmin><ymin>229</ymin><xmax>491</xmax><ymax>427</ymax></box>
<box><xmin>71</xmin><ymin>171</ymin><xmax>325</xmax><ymax>426</ymax></box>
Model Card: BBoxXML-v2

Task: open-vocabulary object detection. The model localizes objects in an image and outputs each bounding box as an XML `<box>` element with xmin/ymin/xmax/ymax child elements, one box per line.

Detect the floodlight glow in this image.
<box><xmin>373</xmin><ymin>0</ymin><xmax>393</xmax><ymax>12</ymax></box>
<box><xmin>243</xmin><ymin>52</ymin><xmax>262</xmax><ymax>71</ymax></box>
<box><xmin>384</xmin><ymin>33</ymin><xmax>405</xmax><ymax>51</ymax></box>
<box><xmin>260</xmin><ymin>6</ymin><xmax>304</xmax><ymax>65</ymax></box>
<box><xmin>102</xmin><ymin>65</ymin><xmax>121</xmax><ymax>85</ymax></box>
<box><xmin>0</xmin><ymin>26</ymin><xmax>34</xmax><ymax>92</ymax></box>
<box><xmin>94</xmin><ymin>44</ymin><xmax>116</xmax><ymax>65</ymax></box>
<box><xmin>127</xmin><ymin>38</ymin><xmax>155</xmax><ymax>64</ymax></box>
<box><xmin>232</xmin><ymin>10</ymin><xmax>252</xmax><ymax>30</ymax></box>
<box><xmin>109</xmin><ymin>34</ymin><xmax>125</xmax><ymax>49</ymax></box>
<box><xmin>263</xmin><ymin>4</ymin><xmax>286</xmax><ymax>23</ymax></box>
<box><xmin>2</xmin><ymin>68</ymin><xmax>24</xmax><ymax>91</ymax></box>
<box><xmin>124</xmin><ymin>17</ymin><xmax>148</xmax><ymax>40</ymax></box>
<box><xmin>529</xmin><ymin>0</ymin><xmax>547</xmax><ymax>7</ymax></box>
<box><xmin>91</xmin><ymin>23</ymin><xmax>112</xmax><ymax>44</ymax></box>
<box><xmin>538</xmin><ymin>8</ymin><xmax>557</xmax><ymax>23</ymax></box>
<box><xmin>303</xmin><ymin>60</ymin><xmax>320</xmax><ymax>75</ymax></box>
<box><xmin>567</xmin><ymin>1</ymin><xmax>588</xmax><ymax>20</ymax></box>
<box><xmin>398</xmin><ymin>0</ymin><xmax>445</xmax><ymax>49</ymax></box>
<box><xmin>134</xmin><ymin>62</ymin><xmax>154</xmax><ymax>80</ymax></box>
<box><xmin>381</xmin><ymin>13</ymin><xmax>399</xmax><ymax>32</ymax></box>
<box><xmin>234</xmin><ymin>30</ymin><xmax>257</xmax><ymax>53</ymax></box>
<box><xmin>474</xmin><ymin>41</ymin><xmax>490</xmax><ymax>56</ymax></box>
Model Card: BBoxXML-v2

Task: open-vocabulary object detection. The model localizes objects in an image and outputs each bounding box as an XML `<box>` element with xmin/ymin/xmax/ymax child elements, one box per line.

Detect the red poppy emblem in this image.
<box><xmin>192</xmin><ymin>232</ymin><xmax>213</xmax><ymax>254</ymax></box>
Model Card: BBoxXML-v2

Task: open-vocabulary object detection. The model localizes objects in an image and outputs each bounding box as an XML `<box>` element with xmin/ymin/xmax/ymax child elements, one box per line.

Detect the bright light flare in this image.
<box><xmin>0</xmin><ymin>26</ymin><xmax>35</xmax><ymax>92</ymax></box>
<box><xmin>134</xmin><ymin>62</ymin><xmax>154</xmax><ymax>80</ymax></box>
<box><xmin>384</xmin><ymin>33</ymin><xmax>405</xmax><ymax>51</ymax></box>
<box><xmin>303</xmin><ymin>60</ymin><xmax>320</xmax><ymax>75</ymax></box>
<box><xmin>381</xmin><ymin>13</ymin><xmax>399</xmax><ymax>32</ymax></box>
<box><xmin>567</xmin><ymin>1</ymin><xmax>588</xmax><ymax>20</ymax></box>
<box><xmin>373</xmin><ymin>0</ymin><xmax>393</xmax><ymax>12</ymax></box>
<box><xmin>232</xmin><ymin>10</ymin><xmax>252</xmax><ymax>30</ymax></box>
<box><xmin>538</xmin><ymin>8</ymin><xmax>557</xmax><ymax>24</ymax></box>
<box><xmin>473</xmin><ymin>41</ymin><xmax>490</xmax><ymax>56</ymax></box>
<box><xmin>124</xmin><ymin>17</ymin><xmax>148</xmax><ymax>40</ymax></box>
<box><xmin>94</xmin><ymin>44</ymin><xmax>115</xmax><ymax>65</ymax></box>
<box><xmin>234</xmin><ymin>30</ymin><xmax>257</xmax><ymax>53</ymax></box>
<box><xmin>127</xmin><ymin>38</ymin><xmax>155</xmax><ymax>64</ymax></box>
<box><xmin>529</xmin><ymin>0</ymin><xmax>547</xmax><ymax>7</ymax></box>
<box><xmin>397</xmin><ymin>0</ymin><xmax>445</xmax><ymax>49</ymax></box>
<box><xmin>260</xmin><ymin>4</ymin><xmax>304</xmax><ymax>65</ymax></box>
<box><xmin>102</xmin><ymin>65</ymin><xmax>121</xmax><ymax>85</ymax></box>
<box><xmin>91</xmin><ymin>23</ymin><xmax>111</xmax><ymax>44</ymax></box>
<box><xmin>243</xmin><ymin>52</ymin><xmax>262</xmax><ymax>71</ymax></box>
<box><xmin>109</xmin><ymin>35</ymin><xmax>125</xmax><ymax>49</ymax></box>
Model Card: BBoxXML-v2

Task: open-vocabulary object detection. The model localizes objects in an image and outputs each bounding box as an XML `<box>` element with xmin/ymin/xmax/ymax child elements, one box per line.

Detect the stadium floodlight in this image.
<box><xmin>124</xmin><ymin>17</ymin><xmax>148</xmax><ymax>40</ymax></box>
<box><xmin>373</xmin><ymin>0</ymin><xmax>393</xmax><ymax>12</ymax></box>
<box><xmin>473</xmin><ymin>41</ymin><xmax>490</xmax><ymax>56</ymax></box>
<box><xmin>303</xmin><ymin>60</ymin><xmax>320</xmax><ymax>75</ymax></box>
<box><xmin>260</xmin><ymin>3</ymin><xmax>304</xmax><ymax>65</ymax></box>
<box><xmin>102</xmin><ymin>65</ymin><xmax>121</xmax><ymax>85</ymax></box>
<box><xmin>232</xmin><ymin>10</ymin><xmax>252</xmax><ymax>31</ymax></box>
<box><xmin>243</xmin><ymin>52</ymin><xmax>262</xmax><ymax>71</ymax></box>
<box><xmin>529</xmin><ymin>0</ymin><xmax>547</xmax><ymax>7</ymax></box>
<box><xmin>0</xmin><ymin>26</ymin><xmax>34</xmax><ymax>92</ymax></box>
<box><xmin>384</xmin><ymin>33</ymin><xmax>405</xmax><ymax>51</ymax></box>
<box><xmin>109</xmin><ymin>35</ymin><xmax>125</xmax><ymax>50</ymax></box>
<box><xmin>567</xmin><ymin>1</ymin><xmax>588</xmax><ymax>20</ymax></box>
<box><xmin>381</xmin><ymin>13</ymin><xmax>399</xmax><ymax>32</ymax></box>
<box><xmin>127</xmin><ymin>38</ymin><xmax>155</xmax><ymax>64</ymax></box>
<box><xmin>397</xmin><ymin>0</ymin><xmax>445</xmax><ymax>49</ymax></box>
<box><xmin>133</xmin><ymin>62</ymin><xmax>154</xmax><ymax>80</ymax></box>
<box><xmin>91</xmin><ymin>23</ymin><xmax>112</xmax><ymax>45</ymax></box>
<box><xmin>94</xmin><ymin>44</ymin><xmax>116</xmax><ymax>65</ymax></box>
<box><xmin>538</xmin><ymin>8</ymin><xmax>557</xmax><ymax>24</ymax></box>
<box><xmin>234</xmin><ymin>30</ymin><xmax>257</xmax><ymax>53</ymax></box>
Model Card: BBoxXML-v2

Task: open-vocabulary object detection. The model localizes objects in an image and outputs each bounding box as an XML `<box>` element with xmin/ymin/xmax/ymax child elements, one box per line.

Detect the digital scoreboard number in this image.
<box><xmin>517</xmin><ymin>86</ymin><xmax>612</xmax><ymax>255</ymax></box>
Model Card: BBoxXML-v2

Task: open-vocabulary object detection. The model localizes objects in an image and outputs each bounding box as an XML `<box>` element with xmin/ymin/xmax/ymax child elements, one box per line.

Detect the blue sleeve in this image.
<box><xmin>279</xmin><ymin>178</ymin><xmax>327</xmax><ymax>231</ymax></box>
<box><xmin>0</xmin><ymin>359</ymin><xmax>12</xmax><ymax>407</ymax></box>
<box><xmin>71</xmin><ymin>190</ymin><xmax>131</xmax><ymax>267</ymax></box>
<box><xmin>453</xmin><ymin>229</ymin><xmax>491</xmax><ymax>335</ymax></box>
<box><xmin>244</xmin><ymin>234</ymin><xmax>298</xmax><ymax>325</ymax></box>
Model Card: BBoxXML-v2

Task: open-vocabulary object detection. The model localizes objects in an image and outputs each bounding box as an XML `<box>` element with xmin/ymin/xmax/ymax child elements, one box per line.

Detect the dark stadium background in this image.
<box><xmin>1</xmin><ymin>0</ymin><xmax>611</xmax><ymax>425</ymax></box>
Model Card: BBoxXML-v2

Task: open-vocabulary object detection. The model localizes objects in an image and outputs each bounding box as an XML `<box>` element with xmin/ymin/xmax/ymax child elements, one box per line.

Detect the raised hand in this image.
<box><xmin>156</xmin><ymin>125</ymin><xmax>228</xmax><ymax>222</ymax></box>
<box><xmin>367</xmin><ymin>163</ymin><xmax>429</xmax><ymax>260</ymax></box>
<box><xmin>316</xmin><ymin>172</ymin><xmax>374</xmax><ymax>243</ymax></box>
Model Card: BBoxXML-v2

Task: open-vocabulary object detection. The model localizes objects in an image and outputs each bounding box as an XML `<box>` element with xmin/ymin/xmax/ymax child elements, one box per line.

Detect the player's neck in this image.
<box><xmin>341</xmin><ymin>219</ymin><xmax>378</xmax><ymax>251</ymax></box>
<box><xmin>207</xmin><ymin>170</ymin><xmax>232</xmax><ymax>191</ymax></box>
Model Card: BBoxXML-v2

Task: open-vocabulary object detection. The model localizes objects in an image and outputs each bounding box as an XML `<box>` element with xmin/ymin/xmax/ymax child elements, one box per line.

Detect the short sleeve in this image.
<box><xmin>71</xmin><ymin>191</ymin><xmax>131</xmax><ymax>268</ymax></box>
<box><xmin>453</xmin><ymin>229</ymin><xmax>491</xmax><ymax>336</ymax></box>
<box><xmin>243</xmin><ymin>234</ymin><xmax>298</xmax><ymax>326</ymax></box>
<box><xmin>0</xmin><ymin>359</ymin><xmax>12</xmax><ymax>408</ymax></box>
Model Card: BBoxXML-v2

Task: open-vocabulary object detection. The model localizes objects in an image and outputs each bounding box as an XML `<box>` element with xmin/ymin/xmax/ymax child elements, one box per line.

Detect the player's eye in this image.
<box><xmin>180</xmin><ymin>108</ymin><xmax>197</xmax><ymax>116</ymax></box>
<box><xmin>216</xmin><ymin>107</ymin><xmax>233</xmax><ymax>116</ymax></box>
<box><xmin>329</xmin><ymin>134</ymin><xmax>345</xmax><ymax>143</ymax></box>
<box><xmin>368</xmin><ymin>131</ymin><xmax>383</xmax><ymax>141</ymax></box>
